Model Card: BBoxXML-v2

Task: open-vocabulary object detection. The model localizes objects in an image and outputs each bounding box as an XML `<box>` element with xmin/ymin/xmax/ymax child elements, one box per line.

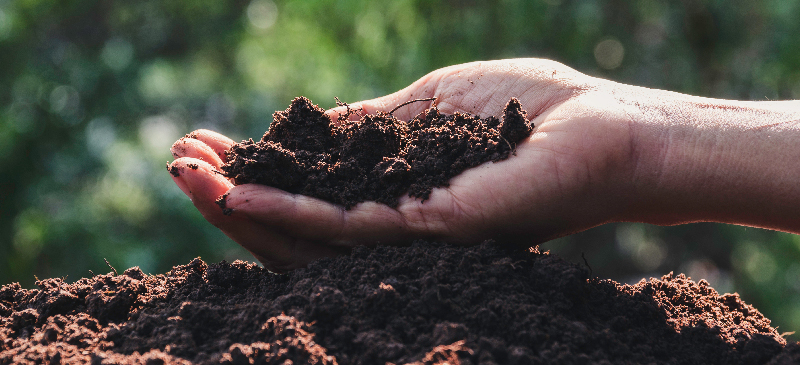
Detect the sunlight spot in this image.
<box><xmin>594</xmin><ymin>38</ymin><xmax>625</xmax><ymax>70</ymax></box>
<box><xmin>101</xmin><ymin>37</ymin><xmax>134</xmax><ymax>71</ymax></box>
<box><xmin>139</xmin><ymin>114</ymin><xmax>180</xmax><ymax>156</ymax></box>
<box><xmin>247</xmin><ymin>0</ymin><xmax>278</xmax><ymax>30</ymax></box>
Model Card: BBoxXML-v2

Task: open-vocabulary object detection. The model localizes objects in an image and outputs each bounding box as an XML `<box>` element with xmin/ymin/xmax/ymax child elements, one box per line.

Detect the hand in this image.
<box><xmin>168</xmin><ymin>59</ymin><xmax>642</xmax><ymax>272</ymax></box>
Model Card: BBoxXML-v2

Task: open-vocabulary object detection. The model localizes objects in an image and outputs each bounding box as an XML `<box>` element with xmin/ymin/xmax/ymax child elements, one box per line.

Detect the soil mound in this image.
<box><xmin>221</xmin><ymin>97</ymin><xmax>532</xmax><ymax>208</ymax></box>
<box><xmin>2</xmin><ymin>241</ymin><xmax>798</xmax><ymax>364</ymax></box>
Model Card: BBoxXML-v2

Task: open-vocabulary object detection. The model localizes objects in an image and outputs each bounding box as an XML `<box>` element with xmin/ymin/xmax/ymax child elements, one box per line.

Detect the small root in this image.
<box><xmin>335</xmin><ymin>97</ymin><xmax>364</xmax><ymax>122</ymax></box>
<box><xmin>582</xmin><ymin>252</ymin><xmax>593</xmax><ymax>278</ymax></box>
<box><xmin>389</xmin><ymin>97</ymin><xmax>437</xmax><ymax>115</ymax></box>
<box><xmin>105</xmin><ymin>258</ymin><xmax>118</xmax><ymax>276</ymax></box>
<box><xmin>499</xmin><ymin>135</ymin><xmax>515</xmax><ymax>155</ymax></box>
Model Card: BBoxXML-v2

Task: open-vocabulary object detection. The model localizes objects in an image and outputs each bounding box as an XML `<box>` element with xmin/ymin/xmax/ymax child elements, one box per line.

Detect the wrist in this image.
<box><xmin>620</xmin><ymin>87</ymin><xmax>800</xmax><ymax>233</ymax></box>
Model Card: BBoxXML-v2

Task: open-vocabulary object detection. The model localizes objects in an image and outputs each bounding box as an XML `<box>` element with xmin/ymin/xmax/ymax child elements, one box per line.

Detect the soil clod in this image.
<box><xmin>215</xmin><ymin>193</ymin><xmax>233</xmax><ymax>216</ymax></box>
<box><xmin>167</xmin><ymin>164</ymin><xmax>180</xmax><ymax>177</ymax></box>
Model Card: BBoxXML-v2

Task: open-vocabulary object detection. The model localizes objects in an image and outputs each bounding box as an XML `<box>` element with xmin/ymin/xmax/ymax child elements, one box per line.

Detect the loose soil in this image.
<box><xmin>5</xmin><ymin>99</ymin><xmax>797</xmax><ymax>364</ymax></box>
<box><xmin>1</xmin><ymin>241</ymin><xmax>798</xmax><ymax>364</ymax></box>
<box><xmin>221</xmin><ymin>97</ymin><xmax>532</xmax><ymax>208</ymax></box>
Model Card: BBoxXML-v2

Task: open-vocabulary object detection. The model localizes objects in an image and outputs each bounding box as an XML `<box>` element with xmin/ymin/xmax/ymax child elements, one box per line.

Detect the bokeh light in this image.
<box><xmin>246</xmin><ymin>0</ymin><xmax>278</xmax><ymax>31</ymax></box>
<box><xmin>594</xmin><ymin>38</ymin><xmax>625</xmax><ymax>70</ymax></box>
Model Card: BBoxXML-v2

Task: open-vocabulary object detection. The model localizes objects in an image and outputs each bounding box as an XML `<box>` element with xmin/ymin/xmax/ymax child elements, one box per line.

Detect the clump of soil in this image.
<box><xmin>221</xmin><ymin>97</ymin><xmax>532</xmax><ymax>208</ymax></box>
<box><xmin>2</xmin><ymin>241</ymin><xmax>798</xmax><ymax>364</ymax></box>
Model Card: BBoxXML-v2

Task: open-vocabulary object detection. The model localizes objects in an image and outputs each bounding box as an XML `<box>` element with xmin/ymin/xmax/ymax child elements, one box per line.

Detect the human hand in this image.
<box><xmin>167</xmin><ymin>59</ymin><xmax>644</xmax><ymax>271</ymax></box>
<box><xmin>168</xmin><ymin>59</ymin><xmax>642</xmax><ymax>272</ymax></box>
<box><xmin>178</xmin><ymin>58</ymin><xmax>800</xmax><ymax>272</ymax></box>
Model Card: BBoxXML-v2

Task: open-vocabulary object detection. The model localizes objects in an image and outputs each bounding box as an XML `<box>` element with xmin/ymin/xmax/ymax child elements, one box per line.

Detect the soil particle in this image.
<box><xmin>1</xmin><ymin>242</ymin><xmax>797</xmax><ymax>364</ymax></box>
<box><xmin>215</xmin><ymin>193</ymin><xmax>233</xmax><ymax>216</ymax></box>
<box><xmin>221</xmin><ymin>97</ymin><xmax>533</xmax><ymax>208</ymax></box>
<box><xmin>167</xmin><ymin>164</ymin><xmax>181</xmax><ymax>177</ymax></box>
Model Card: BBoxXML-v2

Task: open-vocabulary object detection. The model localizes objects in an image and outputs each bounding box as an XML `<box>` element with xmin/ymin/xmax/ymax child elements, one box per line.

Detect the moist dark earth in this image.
<box><xmin>5</xmin><ymin>99</ymin><xmax>799</xmax><ymax>364</ymax></box>
<box><xmin>220</xmin><ymin>96</ymin><xmax>532</xmax><ymax>208</ymax></box>
<box><xmin>2</xmin><ymin>241</ymin><xmax>799</xmax><ymax>364</ymax></box>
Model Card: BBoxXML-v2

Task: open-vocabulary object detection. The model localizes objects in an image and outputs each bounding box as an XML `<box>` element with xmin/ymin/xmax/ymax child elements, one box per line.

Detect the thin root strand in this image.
<box><xmin>389</xmin><ymin>97</ymin><xmax>437</xmax><ymax>115</ymax></box>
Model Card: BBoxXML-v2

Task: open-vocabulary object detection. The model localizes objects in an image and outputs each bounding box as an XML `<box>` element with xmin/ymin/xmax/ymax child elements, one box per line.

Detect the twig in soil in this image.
<box><xmin>581</xmin><ymin>252</ymin><xmax>593</xmax><ymax>278</ymax></box>
<box><xmin>105</xmin><ymin>258</ymin><xmax>118</xmax><ymax>276</ymax></box>
<box><xmin>335</xmin><ymin>97</ymin><xmax>364</xmax><ymax>122</ymax></box>
<box><xmin>389</xmin><ymin>97</ymin><xmax>437</xmax><ymax>115</ymax></box>
<box><xmin>500</xmin><ymin>135</ymin><xmax>515</xmax><ymax>155</ymax></box>
<box><xmin>89</xmin><ymin>270</ymin><xmax>94</xmax><ymax>277</ymax></box>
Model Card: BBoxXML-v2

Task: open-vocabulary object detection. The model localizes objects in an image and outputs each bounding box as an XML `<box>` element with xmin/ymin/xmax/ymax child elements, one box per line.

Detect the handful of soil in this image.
<box><xmin>221</xmin><ymin>97</ymin><xmax>533</xmax><ymax>208</ymax></box>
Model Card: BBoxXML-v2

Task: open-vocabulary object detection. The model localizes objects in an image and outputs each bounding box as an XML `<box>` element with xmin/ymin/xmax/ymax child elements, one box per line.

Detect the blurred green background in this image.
<box><xmin>1</xmin><ymin>0</ymin><xmax>799</xmax><ymax>340</ymax></box>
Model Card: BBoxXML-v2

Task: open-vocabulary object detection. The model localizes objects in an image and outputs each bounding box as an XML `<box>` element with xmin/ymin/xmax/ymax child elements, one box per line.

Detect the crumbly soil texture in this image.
<box><xmin>221</xmin><ymin>97</ymin><xmax>533</xmax><ymax>208</ymax></box>
<box><xmin>2</xmin><ymin>241</ymin><xmax>799</xmax><ymax>364</ymax></box>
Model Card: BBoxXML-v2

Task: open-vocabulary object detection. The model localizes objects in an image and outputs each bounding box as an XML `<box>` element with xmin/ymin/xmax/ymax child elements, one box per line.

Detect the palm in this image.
<box><xmin>391</xmin><ymin>96</ymin><xmax>633</xmax><ymax>246</ymax></box>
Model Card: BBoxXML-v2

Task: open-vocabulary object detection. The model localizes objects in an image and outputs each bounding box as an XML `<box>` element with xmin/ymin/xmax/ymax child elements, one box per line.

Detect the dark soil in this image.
<box><xmin>221</xmin><ymin>97</ymin><xmax>532</xmax><ymax>208</ymax></box>
<box><xmin>6</xmin><ymin>98</ymin><xmax>797</xmax><ymax>364</ymax></box>
<box><xmin>2</xmin><ymin>241</ymin><xmax>798</xmax><ymax>364</ymax></box>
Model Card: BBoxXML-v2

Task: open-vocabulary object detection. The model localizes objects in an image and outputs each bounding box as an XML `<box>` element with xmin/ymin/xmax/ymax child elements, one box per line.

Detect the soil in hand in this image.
<box><xmin>221</xmin><ymin>97</ymin><xmax>532</xmax><ymax>208</ymax></box>
<box><xmin>2</xmin><ymin>241</ymin><xmax>798</xmax><ymax>364</ymax></box>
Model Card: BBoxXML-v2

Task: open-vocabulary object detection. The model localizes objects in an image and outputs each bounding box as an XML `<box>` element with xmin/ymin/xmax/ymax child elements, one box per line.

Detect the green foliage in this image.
<box><xmin>1</xmin><ymin>0</ymin><xmax>799</xmax><ymax>339</ymax></box>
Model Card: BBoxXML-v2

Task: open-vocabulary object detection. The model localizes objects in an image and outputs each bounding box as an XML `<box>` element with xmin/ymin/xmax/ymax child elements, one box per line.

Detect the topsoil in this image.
<box><xmin>4</xmin><ymin>98</ymin><xmax>798</xmax><ymax>364</ymax></box>
<box><xmin>2</xmin><ymin>241</ymin><xmax>799</xmax><ymax>364</ymax></box>
<box><xmin>221</xmin><ymin>97</ymin><xmax>532</xmax><ymax>208</ymax></box>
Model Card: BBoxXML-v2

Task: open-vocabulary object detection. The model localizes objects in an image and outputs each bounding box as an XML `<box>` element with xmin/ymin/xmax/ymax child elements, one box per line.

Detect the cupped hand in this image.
<box><xmin>168</xmin><ymin>58</ymin><xmax>639</xmax><ymax>272</ymax></box>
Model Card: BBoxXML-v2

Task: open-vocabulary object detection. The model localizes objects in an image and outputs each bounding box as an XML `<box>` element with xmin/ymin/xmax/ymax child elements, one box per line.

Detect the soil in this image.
<box><xmin>220</xmin><ymin>97</ymin><xmax>532</xmax><ymax>208</ymax></box>
<box><xmin>7</xmin><ymin>98</ymin><xmax>797</xmax><ymax>364</ymax></box>
<box><xmin>2</xmin><ymin>241</ymin><xmax>799</xmax><ymax>364</ymax></box>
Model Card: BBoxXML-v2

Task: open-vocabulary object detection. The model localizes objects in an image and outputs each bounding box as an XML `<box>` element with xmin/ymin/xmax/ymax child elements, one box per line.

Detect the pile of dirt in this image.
<box><xmin>220</xmin><ymin>97</ymin><xmax>532</xmax><ymax>208</ymax></box>
<box><xmin>2</xmin><ymin>241</ymin><xmax>798</xmax><ymax>364</ymax></box>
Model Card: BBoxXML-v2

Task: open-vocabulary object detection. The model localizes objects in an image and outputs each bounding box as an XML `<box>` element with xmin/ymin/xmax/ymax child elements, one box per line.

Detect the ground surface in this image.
<box><xmin>221</xmin><ymin>97</ymin><xmax>532</xmax><ymax>208</ymax></box>
<box><xmin>2</xmin><ymin>241</ymin><xmax>799</xmax><ymax>364</ymax></box>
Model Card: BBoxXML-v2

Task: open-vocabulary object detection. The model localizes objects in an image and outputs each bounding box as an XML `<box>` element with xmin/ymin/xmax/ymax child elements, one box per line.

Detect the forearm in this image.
<box><xmin>620</xmin><ymin>86</ymin><xmax>800</xmax><ymax>233</ymax></box>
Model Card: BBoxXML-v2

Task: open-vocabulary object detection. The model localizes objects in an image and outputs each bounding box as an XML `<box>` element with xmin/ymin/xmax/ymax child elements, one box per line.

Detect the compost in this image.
<box><xmin>4</xmin><ymin>99</ymin><xmax>798</xmax><ymax>364</ymax></box>
<box><xmin>1</xmin><ymin>241</ymin><xmax>799</xmax><ymax>364</ymax></box>
<box><xmin>221</xmin><ymin>96</ymin><xmax>532</xmax><ymax>208</ymax></box>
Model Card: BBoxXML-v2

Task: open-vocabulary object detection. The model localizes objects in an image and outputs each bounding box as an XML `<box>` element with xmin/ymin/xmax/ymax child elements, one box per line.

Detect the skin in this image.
<box><xmin>168</xmin><ymin>58</ymin><xmax>800</xmax><ymax>273</ymax></box>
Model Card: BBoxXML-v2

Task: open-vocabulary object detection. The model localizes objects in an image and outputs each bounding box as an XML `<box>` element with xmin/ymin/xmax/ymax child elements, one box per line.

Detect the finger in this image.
<box><xmin>168</xmin><ymin>157</ymin><xmax>233</xmax><ymax>223</ymax></box>
<box><xmin>169</xmin><ymin>158</ymin><xmax>343</xmax><ymax>272</ymax></box>
<box><xmin>185</xmin><ymin>129</ymin><xmax>236</xmax><ymax>162</ymax></box>
<box><xmin>326</xmin><ymin>71</ymin><xmax>441</xmax><ymax>124</ymax></box>
<box><xmin>169</xmin><ymin>158</ymin><xmax>295</xmax><ymax>266</ymax></box>
<box><xmin>224</xmin><ymin>184</ymin><xmax>423</xmax><ymax>246</ymax></box>
<box><xmin>171</xmin><ymin>137</ymin><xmax>225</xmax><ymax>168</ymax></box>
